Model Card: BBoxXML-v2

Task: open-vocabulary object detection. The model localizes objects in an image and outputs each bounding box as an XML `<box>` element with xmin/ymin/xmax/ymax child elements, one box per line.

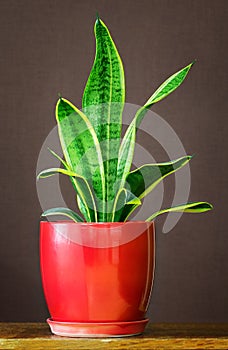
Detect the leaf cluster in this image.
<box><xmin>37</xmin><ymin>18</ymin><xmax>212</xmax><ymax>223</ymax></box>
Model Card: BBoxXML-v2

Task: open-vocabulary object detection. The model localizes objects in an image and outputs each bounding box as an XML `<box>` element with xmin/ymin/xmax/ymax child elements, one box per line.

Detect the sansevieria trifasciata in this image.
<box><xmin>37</xmin><ymin>16</ymin><xmax>212</xmax><ymax>223</ymax></box>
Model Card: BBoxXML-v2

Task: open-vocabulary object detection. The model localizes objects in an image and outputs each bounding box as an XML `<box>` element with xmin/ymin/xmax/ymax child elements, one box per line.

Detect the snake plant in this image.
<box><xmin>38</xmin><ymin>16</ymin><xmax>212</xmax><ymax>223</ymax></box>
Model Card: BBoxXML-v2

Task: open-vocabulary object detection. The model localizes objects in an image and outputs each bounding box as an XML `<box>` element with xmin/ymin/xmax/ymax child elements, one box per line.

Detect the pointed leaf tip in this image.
<box><xmin>145</xmin><ymin>201</ymin><xmax>213</xmax><ymax>222</ymax></box>
<box><xmin>206</xmin><ymin>202</ymin><xmax>213</xmax><ymax>210</ymax></box>
<box><xmin>188</xmin><ymin>60</ymin><xmax>196</xmax><ymax>70</ymax></box>
<box><xmin>96</xmin><ymin>12</ymin><xmax>101</xmax><ymax>24</ymax></box>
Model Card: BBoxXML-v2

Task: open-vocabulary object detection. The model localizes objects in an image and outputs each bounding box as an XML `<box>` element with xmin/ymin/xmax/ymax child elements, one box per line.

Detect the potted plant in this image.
<box><xmin>37</xmin><ymin>16</ymin><xmax>212</xmax><ymax>337</ymax></box>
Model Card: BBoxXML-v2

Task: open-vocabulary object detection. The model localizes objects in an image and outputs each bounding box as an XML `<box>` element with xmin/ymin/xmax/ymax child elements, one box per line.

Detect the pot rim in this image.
<box><xmin>40</xmin><ymin>220</ymin><xmax>154</xmax><ymax>225</ymax></box>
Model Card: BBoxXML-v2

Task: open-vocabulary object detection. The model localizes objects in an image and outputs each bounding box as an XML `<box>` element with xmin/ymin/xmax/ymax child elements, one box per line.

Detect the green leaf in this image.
<box><xmin>56</xmin><ymin>97</ymin><xmax>106</xmax><ymax>219</ymax></box>
<box><xmin>47</xmin><ymin>149</ymin><xmax>91</xmax><ymax>221</ymax></box>
<box><xmin>144</xmin><ymin>61</ymin><xmax>195</xmax><ymax>106</ymax></box>
<box><xmin>82</xmin><ymin>18</ymin><xmax>125</xmax><ymax>133</ymax></box>
<box><xmin>135</xmin><ymin>61</ymin><xmax>195</xmax><ymax>128</ymax></box>
<box><xmin>116</xmin><ymin>125</ymin><xmax>136</xmax><ymax>190</ymax></box>
<box><xmin>112</xmin><ymin>188</ymin><xmax>141</xmax><ymax>222</ymax></box>
<box><xmin>41</xmin><ymin>207</ymin><xmax>84</xmax><ymax>222</ymax></box>
<box><xmin>37</xmin><ymin>166</ymin><xmax>97</xmax><ymax>222</ymax></box>
<box><xmin>77</xmin><ymin>195</ymin><xmax>89</xmax><ymax>221</ymax></box>
<box><xmin>82</xmin><ymin>18</ymin><xmax>125</xmax><ymax>218</ymax></box>
<box><xmin>120</xmin><ymin>156</ymin><xmax>192</xmax><ymax>221</ymax></box>
<box><xmin>37</xmin><ymin>167</ymin><xmax>77</xmax><ymax>179</ymax></box>
<box><xmin>117</xmin><ymin>62</ymin><xmax>195</xmax><ymax>191</ymax></box>
<box><xmin>47</xmin><ymin>148</ymin><xmax>81</xmax><ymax>198</ymax></box>
<box><xmin>146</xmin><ymin>202</ymin><xmax>213</xmax><ymax>222</ymax></box>
<box><xmin>48</xmin><ymin>148</ymin><xmax>69</xmax><ymax>168</ymax></box>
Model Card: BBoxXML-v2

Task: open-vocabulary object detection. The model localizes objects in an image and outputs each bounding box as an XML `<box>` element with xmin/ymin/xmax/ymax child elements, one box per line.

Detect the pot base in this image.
<box><xmin>47</xmin><ymin>318</ymin><xmax>149</xmax><ymax>338</ymax></box>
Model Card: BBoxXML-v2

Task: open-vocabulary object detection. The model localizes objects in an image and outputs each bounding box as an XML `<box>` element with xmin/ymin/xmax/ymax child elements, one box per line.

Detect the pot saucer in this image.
<box><xmin>47</xmin><ymin>318</ymin><xmax>149</xmax><ymax>338</ymax></box>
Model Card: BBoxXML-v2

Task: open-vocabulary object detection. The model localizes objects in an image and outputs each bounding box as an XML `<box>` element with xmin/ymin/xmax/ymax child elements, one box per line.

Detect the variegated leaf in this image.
<box><xmin>112</xmin><ymin>188</ymin><xmax>141</xmax><ymax>222</ymax></box>
<box><xmin>41</xmin><ymin>207</ymin><xmax>84</xmax><ymax>222</ymax></box>
<box><xmin>82</xmin><ymin>17</ymin><xmax>125</xmax><ymax>219</ymax></box>
<box><xmin>56</xmin><ymin>97</ymin><xmax>105</xmax><ymax>219</ymax></box>
<box><xmin>120</xmin><ymin>156</ymin><xmax>192</xmax><ymax>221</ymax></box>
<box><xmin>117</xmin><ymin>62</ymin><xmax>195</xmax><ymax>192</ymax></box>
<box><xmin>146</xmin><ymin>202</ymin><xmax>213</xmax><ymax>222</ymax></box>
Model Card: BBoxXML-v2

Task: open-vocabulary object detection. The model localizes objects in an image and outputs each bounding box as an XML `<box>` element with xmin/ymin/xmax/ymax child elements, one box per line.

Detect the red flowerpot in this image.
<box><xmin>40</xmin><ymin>221</ymin><xmax>155</xmax><ymax>337</ymax></box>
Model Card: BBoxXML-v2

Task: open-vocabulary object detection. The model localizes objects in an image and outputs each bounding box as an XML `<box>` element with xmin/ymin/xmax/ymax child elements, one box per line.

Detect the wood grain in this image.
<box><xmin>0</xmin><ymin>323</ymin><xmax>227</xmax><ymax>350</ymax></box>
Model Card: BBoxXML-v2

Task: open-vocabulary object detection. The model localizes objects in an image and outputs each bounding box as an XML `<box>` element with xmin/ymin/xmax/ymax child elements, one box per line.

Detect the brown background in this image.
<box><xmin>0</xmin><ymin>0</ymin><xmax>227</xmax><ymax>322</ymax></box>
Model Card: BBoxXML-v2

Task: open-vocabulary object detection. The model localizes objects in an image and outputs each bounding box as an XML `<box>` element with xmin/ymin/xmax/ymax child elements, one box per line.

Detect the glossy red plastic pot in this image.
<box><xmin>40</xmin><ymin>221</ymin><xmax>155</xmax><ymax>336</ymax></box>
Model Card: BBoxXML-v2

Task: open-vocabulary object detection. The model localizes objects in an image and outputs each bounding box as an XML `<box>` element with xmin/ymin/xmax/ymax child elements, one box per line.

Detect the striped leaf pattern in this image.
<box><xmin>83</xmin><ymin>17</ymin><xmax>125</xmax><ymax>220</ymax></box>
<box><xmin>38</xmin><ymin>17</ymin><xmax>213</xmax><ymax>223</ymax></box>
<box><xmin>37</xmin><ymin>166</ymin><xmax>97</xmax><ymax>222</ymax></box>
<box><xmin>117</xmin><ymin>62</ymin><xmax>195</xmax><ymax>191</ymax></box>
<box><xmin>56</xmin><ymin>97</ymin><xmax>106</xmax><ymax>218</ymax></box>
<box><xmin>119</xmin><ymin>156</ymin><xmax>192</xmax><ymax>221</ymax></box>
<box><xmin>146</xmin><ymin>202</ymin><xmax>213</xmax><ymax>222</ymax></box>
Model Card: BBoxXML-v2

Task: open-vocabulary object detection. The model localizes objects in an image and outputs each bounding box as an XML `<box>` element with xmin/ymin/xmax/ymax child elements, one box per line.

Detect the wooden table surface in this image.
<box><xmin>0</xmin><ymin>323</ymin><xmax>227</xmax><ymax>350</ymax></box>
